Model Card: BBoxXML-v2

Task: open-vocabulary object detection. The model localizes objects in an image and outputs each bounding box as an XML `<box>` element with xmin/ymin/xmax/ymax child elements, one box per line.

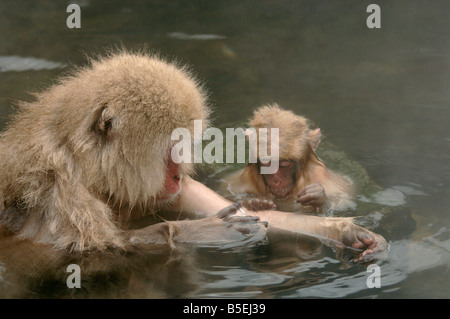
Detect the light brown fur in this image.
<box><xmin>225</xmin><ymin>104</ymin><xmax>354</xmax><ymax>212</ymax></box>
<box><xmin>0</xmin><ymin>54</ymin><xmax>387</xmax><ymax>273</ymax></box>
<box><xmin>0</xmin><ymin>52</ymin><xmax>209</xmax><ymax>252</ymax></box>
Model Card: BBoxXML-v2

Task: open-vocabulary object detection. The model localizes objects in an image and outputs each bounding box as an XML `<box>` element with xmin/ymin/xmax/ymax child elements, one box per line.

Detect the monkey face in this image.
<box><xmin>260</xmin><ymin>160</ymin><xmax>298</xmax><ymax>198</ymax></box>
<box><xmin>61</xmin><ymin>53</ymin><xmax>209</xmax><ymax>208</ymax></box>
<box><xmin>248</xmin><ymin>104</ymin><xmax>321</xmax><ymax>163</ymax></box>
<box><xmin>155</xmin><ymin>154</ymin><xmax>183</xmax><ymax>201</ymax></box>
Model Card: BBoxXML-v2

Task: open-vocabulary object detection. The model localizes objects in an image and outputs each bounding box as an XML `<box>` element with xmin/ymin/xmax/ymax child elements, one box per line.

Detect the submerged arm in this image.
<box><xmin>125</xmin><ymin>177</ymin><xmax>264</xmax><ymax>247</ymax></box>
<box><xmin>178</xmin><ymin>177</ymin><xmax>388</xmax><ymax>261</ymax></box>
<box><xmin>246</xmin><ymin>210</ymin><xmax>387</xmax><ymax>261</ymax></box>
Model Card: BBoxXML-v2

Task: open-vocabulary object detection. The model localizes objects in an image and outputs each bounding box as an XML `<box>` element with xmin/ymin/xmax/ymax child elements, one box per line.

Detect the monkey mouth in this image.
<box><xmin>158</xmin><ymin>174</ymin><xmax>182</xmax><ymax>199</ymax></box>
<box><xmin>156</xmin><ymin>156</ymin><xmax>183</xmax><ymax>201</ymax></box>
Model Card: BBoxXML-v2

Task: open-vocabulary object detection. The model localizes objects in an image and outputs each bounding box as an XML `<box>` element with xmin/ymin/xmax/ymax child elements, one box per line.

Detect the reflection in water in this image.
<box><xmin>0</xmin><ymin>56</ymin><xmax>67</xmax><ymax>72</ymax></box>
<box><xmin>201</xmin><ymin>268</ymin><xmax>291</xmax><ymax>289</ymax></box>
<box><xmin>358</xmin><ymin>188</ymin><xmax>407</xmax><ymax>207</ymax></box>
<box><xmin>168</xmin><ymin>32</ymin><xmax>227</xmax><ymax>41</ymax></box>
<box><xmin>287</xmin><ymin>236</ymin><xmax>450</xmax><ymax>298</ymax></box>
<box><xmin>0</xmin><ymin>236</ymin><xmax>204</xmax><ymax>298</ymax></box>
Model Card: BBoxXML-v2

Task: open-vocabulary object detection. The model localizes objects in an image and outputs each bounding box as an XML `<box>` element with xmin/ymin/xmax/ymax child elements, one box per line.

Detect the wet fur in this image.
<box><xmin>0</xmin><ymin>51</ymin><xmax>209</xmax><ymax>252</ymax></box>
<box><xmin>225</xmin><ymin>104</ymin><xmax>353</xmax><ymax>210</ymax></box>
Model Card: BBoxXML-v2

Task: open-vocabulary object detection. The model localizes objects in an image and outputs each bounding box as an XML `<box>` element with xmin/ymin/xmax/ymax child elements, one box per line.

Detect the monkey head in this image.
<box><xmin>245</xmin><ymin>104</ymin><xmax>322</xmax><ymax>198</ymax></box>
<box><xmin>23</xmin><ymin>52</ymin><xmax>209</xmax><ymax>209</ymax></box>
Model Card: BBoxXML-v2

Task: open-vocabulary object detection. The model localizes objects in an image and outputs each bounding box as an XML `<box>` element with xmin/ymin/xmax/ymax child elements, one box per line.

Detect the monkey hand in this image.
<box><xmin>244</xmin><ymin>198</ymin><xmax>277</xmax><ymax>211</ymax></box>
<box><xmin>296</xmin><ymin>183</ymin><xmax>329</xmax><ymax>210</ymax></box>
<box><xmin>127</xmin><ymin>203</ymin><xmax>267</xmax><ymax>248</ymax></box>
<box><xmin>171</xmin><ymin>203</ymin><xmax>268</xmax><ymax>248</ymax></box>
<box><xmin>332</xmin><ymin>219</ymin><xmax>389</xmax><ymax>263</ymax></box>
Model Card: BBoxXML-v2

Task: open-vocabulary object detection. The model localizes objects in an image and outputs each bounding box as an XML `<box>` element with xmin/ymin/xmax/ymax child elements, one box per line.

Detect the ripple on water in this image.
<box><xmin>0</xmin><ymin>56</ymin><xmax>67</xmax><ymax>72</ymax></box>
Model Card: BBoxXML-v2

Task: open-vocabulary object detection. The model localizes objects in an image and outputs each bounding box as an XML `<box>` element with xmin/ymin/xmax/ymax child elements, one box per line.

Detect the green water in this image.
<box><xmin>0</xmin><ymin>0</ymin><xmax>448</xmax><ymax>298</ymax></box>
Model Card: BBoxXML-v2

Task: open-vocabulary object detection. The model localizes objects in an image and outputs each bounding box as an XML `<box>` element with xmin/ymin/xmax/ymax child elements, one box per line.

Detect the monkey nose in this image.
<box><xmin>173</xmin><ymin>173</ymin><xmax>181</xmax><ymax>182</ymax></box>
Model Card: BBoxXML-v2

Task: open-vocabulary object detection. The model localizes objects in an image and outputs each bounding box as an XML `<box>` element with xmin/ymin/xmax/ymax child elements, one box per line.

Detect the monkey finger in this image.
<box><xmin>306</xmin><ymin>185</ymin><xmax>326</xmax><ymax>198</ymax></box>
<box><xmin>216</xmin><ymin>203</ymin><xmax>241</xmax><ymax>219</ymax></box>
<box><xmin>299</xmin><ymin>194</ymin><xmax>325</xmax><ymax>207</ymax></box>
<box><xmin>361</xmin><ymin>236</ymin><xmax>374</xmax><ymax>247</ymax></box>
<box><xmin>351</xmin><ymin>254</ymin><xmax>374</xmax><ymax>263</ymax></box>
<box><xmin>351</xmin><ymin>235</ymin><xmax>387</xmax><ymax>262</ymax></box>
<box><xmin>296</xmin><ymin>194</ymin><xmax>318</xmax><ymax>205</ymax></box>
<box><xmin>246</xmin><ymin>216</ymin><xmax>261</xmax><ymax>223</ymax></box>
<box><xmin>245</xmin><ymin>199</ymin><xmax>276</xmax><ymax>211</ymax></box>
<box><xmin>226</xmin><ymin>216</ymin><xmax>260</xmax><ymax>223</ymax></box>
<box><xmin>369</xmin><ymin>237</ymin><xmax>388</xmax><ymax>253</ymax></box>
<box><xmin>305</xmin><ymin>199</ymin><xmax>323</xmax><ymax>207</ymax></box>
<box><xmin>296</xmin><ymin>194</ymin><xmax>311</xmax><ymax>203</ymax></box>
<box><xmin>267</xmin><ymin>200</ymin><xmax>277</xmax><ymax>210</ymax></box>
<box><xmin>235</xmin><ymin>223</ymin><xmax>265</xmax><ymax>235</ymax></box>
<box><xmin>362</xmin><ymin>249</ymin><xmax>375</xmax><ymax>256</ymax></box>
<box><xmin>261</xmin><ymin>199</ymin><xmax>277</xmax><ymax>210</ymax></box>
<box><xmin>245</xmin><ymin>199</ymin><xmax>258</xmax><ymax>211</ymax></box>
<box><xmin>235</xmin><ymin>226</ymin><xmax>251</xmax><ymax>235</ymax></box>
<box><xmin>357</xmin><ymin>249</ymin><xmax>375</xmax><ymax>262</ymax></box>
<box><xmin>296</xmin><ymin>188</ymin><xmax>307</xmax><ymax>198</ymax></box>
<box><xmin>357</xmin><ymin>232</ymin><xmax>379</xmax><ymax>250</ymax></box>
<box><xmin>351</xmin><ymin>241</ymin><xmax>366</xmax><ymax>250</ymax></box>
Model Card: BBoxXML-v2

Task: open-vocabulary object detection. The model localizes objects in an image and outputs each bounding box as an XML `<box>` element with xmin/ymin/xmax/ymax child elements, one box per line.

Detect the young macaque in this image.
<box><xmin>225</xmin><ymin>104</ymin><xmax>355</xmax><ymax>214</ymax></box>
<box><xmin>0</xmin><ymin>52</ymin><xmax>386</xmax><ymax>262</ymax></box>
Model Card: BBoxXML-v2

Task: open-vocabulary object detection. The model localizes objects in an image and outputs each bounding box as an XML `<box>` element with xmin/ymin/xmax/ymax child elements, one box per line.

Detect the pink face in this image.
<box><xmin>260</xmin><ymin>160</ymin><xmax>297</xmax><ymax>198</ymax></box>
<box><xmin>156</xmin><ymin>155</ymin><xmax>182</xmax><ymax>200</ymax></box>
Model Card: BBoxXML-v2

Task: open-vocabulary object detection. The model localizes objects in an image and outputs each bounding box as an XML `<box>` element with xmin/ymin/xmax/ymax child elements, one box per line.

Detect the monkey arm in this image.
<box><xmin>245</xmin><ymin>210</ymin><xmax>340</xmax><ymax>238</ymax></box>
<box><xmin>123</xmin><ymin>178</ymin><xmax>266</xmax><ymax>248</ymax></box>
<box><xmin>124</xmin><ymin>203</ymin><xmax>265</xmax><ymax>248</ymax></box>
<box><xmin>122</xmin><ymin>178</ymin><xmax>232</xmax><ymax>246</ymax></box>
<box><xmin>176</xmin><ymin>177</ymin><xmax>387</xmax><ymax>261</ymax></box>
<box><xmin>246</xmin><ymin>210</ymin><xmax>388</xmax><ymax>261</ymax></box>
<box><xmin>175</xmin><ymin>177</ymin><xmax>234</xmax><ymax>217</ymax></box>
<box><xmin>53</xmin><ymin>178</ymin><xmax>125</xmax><ymax>251</ymax></box>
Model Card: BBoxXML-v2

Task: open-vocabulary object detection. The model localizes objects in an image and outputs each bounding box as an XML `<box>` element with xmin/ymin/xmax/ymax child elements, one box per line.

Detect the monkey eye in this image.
<box><xmin>259</xmin><ymin>160</ymin><xmax>294</xmax><ymax>168</ymax></box>
<box><xmin>259</xmin><ymin>161</ymin><xmax>271</xmax><ymax>167</ymax></box>
<box><xmin>279</xmin><ymin>160</ymin><xmax>294</xmax><ymax>168</ymax></box>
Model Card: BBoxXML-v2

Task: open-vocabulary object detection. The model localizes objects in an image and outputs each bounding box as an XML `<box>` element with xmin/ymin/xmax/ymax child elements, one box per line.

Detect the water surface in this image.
<box><xmin>0</xmin><ymin>0</ymin><xmax>448</xmax><ymax>298</ymax></box>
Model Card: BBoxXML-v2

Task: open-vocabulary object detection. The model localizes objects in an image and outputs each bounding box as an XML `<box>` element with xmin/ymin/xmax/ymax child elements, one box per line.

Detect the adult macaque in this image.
<box><xmin>225</xmin><ymin>104</ymin><xmax>355</xmax><ymax>214</ymax></box>
<box><xmin>0</xmin><ymin>52</ymin><xmax>386</xmax><ymax>262</ymax></box>
<box><xmin>0</xmin><ymin>52</ymin><xmax>264</xmax><ymax>252</ymax></box>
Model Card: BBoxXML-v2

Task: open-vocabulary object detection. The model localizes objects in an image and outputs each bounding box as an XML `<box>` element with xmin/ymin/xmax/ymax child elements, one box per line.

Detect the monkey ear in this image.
<box><xmin>309</xmin><ymin>128</ymin><xmax>321</xmax><ymax>151</ymax></box>
<box><xmin>94</xmin><ymin>108</ymin><xmax>114</xmax><ymax>138</ymax></box>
